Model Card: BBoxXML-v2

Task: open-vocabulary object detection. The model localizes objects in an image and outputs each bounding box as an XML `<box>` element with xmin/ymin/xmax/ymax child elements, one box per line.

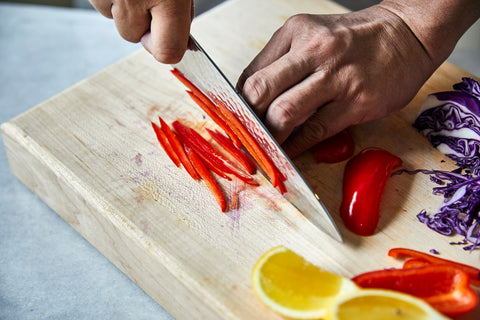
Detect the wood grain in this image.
<box><xmin>2</xmin><ymin>0</ymin><xmax>479</xmax><ymax>318</ymax></box>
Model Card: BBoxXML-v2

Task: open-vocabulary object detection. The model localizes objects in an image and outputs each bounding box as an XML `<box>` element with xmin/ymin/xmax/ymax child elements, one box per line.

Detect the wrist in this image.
<box><xmin>378</xmin><ymin>0</ymin><xmax>480</xmax><ymax>68</ymax></box>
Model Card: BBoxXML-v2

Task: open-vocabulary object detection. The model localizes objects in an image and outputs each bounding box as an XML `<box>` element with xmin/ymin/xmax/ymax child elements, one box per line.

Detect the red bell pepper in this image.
<box><xmin>213</xmin><ymin>97</ymin><xmax>286</xmax><ymax>193</ymax></box>
<box><xmin>340</xmin><ymin>148</ymin><xmax>402</xmax><ymax>236</ymax></box>
<box><xmin>171</xmin><ymin>120</ymin><xmax>258</xmax><ymax>186</ymax></box>
<box><xmin>184</xmin><ymin>145</ymin><xmax>227</xmax><ymax>212</ymax></box>
<box><xmin>207</xmin><ymin>128</ymin><xmax>256</xmax><ymax>175</ymax></box>
<box><xmin>158</xmin><ymin>117</ymin><xmax>199</xmax><ymax>180</ymax></box>
<box><xmin>352</xmin><ymin>265</ymin><xmax>479</xmax><ymax>316</ymax></box>
<box><xmin>171</xmin><ymin>68</ymin><xmax>286</xmax><ymax>193</ymax></box>
<box><xmin>151</xmin><ymin>121</ymin><xmax>180</xmax><ymax>167</ymax></box>
<box><xmin>312</xmin><ymin>129</ymin><xmax>355</xmax><ymax>163</ymax></box>
<box><xmin>185</xmin><ymin>90</ymin><xmax>242</xmax><ymax>148</ymax></box>
<box><xmin>389</xmin><ymin>248</ymin><xmax>480</xmax><ymax>286</ymax></box>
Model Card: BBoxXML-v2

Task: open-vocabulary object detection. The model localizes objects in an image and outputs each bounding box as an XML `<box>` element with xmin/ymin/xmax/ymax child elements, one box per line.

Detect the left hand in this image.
<box><xmin>236</xmin><ymin>6</ymin><xmax>435</xmax><ymax>158</ymax></box>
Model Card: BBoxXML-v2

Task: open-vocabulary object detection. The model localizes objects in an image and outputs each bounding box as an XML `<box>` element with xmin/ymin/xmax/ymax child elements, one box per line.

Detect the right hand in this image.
<box><xmin>89</xmin><ymin>0</ymin><xmax>193</xmax><ymax>63</ymax></box>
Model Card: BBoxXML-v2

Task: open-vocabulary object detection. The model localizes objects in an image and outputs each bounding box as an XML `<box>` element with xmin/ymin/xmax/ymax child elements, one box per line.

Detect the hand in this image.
<box><xmin>89</xmin><ymin>0</ymin><xmax>193</xmax><ymax>63</ymax></box>
<box><xmin>236</xmin><ymin>5</ymin><xmax>435</xmax><ymax>158</ymax></box>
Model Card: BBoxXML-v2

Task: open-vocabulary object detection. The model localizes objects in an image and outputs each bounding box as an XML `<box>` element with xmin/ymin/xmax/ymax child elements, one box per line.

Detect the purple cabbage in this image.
<box><xmin>394</xmin><ymin>168</ymin><xmax>480</xmax><ymax>251</ymax></box>
<box><xmin>408</xmin><ymin>78</ymin><xmax>480</xmax><ymax>250</ymax></box>
<box><xmin>413</xmin><ymin>77</ymin><xmax>480</xmax><ymax>174</ymax></box>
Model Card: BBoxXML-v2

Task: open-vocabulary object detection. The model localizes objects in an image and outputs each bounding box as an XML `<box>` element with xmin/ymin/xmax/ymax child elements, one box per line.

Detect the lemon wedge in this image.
<box><xmin>251</xmin><ymin>245</ymin><xmax>358</xmax><ymax>319</ymax></box>
<box><xmin>325</xmin><ymin>289</ymin><xmax>449</xmax><ymax>320</ymax></box>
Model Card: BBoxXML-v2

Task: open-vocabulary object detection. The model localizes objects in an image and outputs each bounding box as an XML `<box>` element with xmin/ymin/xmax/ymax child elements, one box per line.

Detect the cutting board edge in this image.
<box><xmin>0</xmin><ymin>119</ymin><xmax>237</xmax><ymax>320</ymax></box>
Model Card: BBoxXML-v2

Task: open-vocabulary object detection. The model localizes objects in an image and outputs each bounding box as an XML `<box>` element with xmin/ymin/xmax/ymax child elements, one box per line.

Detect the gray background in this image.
<box><xmin>1</xmin><ymin>1</ymin><xmax>479</xmax><ymax>319</ymax></box>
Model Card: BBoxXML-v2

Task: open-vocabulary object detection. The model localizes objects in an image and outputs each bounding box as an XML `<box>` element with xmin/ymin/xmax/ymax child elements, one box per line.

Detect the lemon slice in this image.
<box><xmin>251</xmin><ymin>245</ymin><xmax>358</xmax><ymax>319</ymax></box>
<box><xmin>325</xmin><ymin>289</ymin><xmax>449</xmax><ymax>320</ymax></box>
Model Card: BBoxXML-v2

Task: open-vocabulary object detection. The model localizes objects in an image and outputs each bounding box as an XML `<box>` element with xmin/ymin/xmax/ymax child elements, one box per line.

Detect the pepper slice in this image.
<box><xmin>151</xmin><ymin>121</ymin><xmax>180</xmax><ymax>167</ymax></box>
<box><xmin>352</xmin><ymin>265</ymin><xmax>479</xmax><ymax>316</ymax></box>
<box><xmin>171</xmin><ymin>68</ymin><xmax>241</xmax><ymax>147</ymax></box>
<box><xmin>340</xmin><ymin>148</ymin><xmax>402</xmax><ymax>236</ymax></box>
<box><xmin>172</xmin><ymin>120</ymin><xmax>258</xmax><ymax>186</ymax></box>
<box><xmin>158</xmin><ymin>117</ymin><xmax>199</xmax><ymax>180</ymax></box>
<box><xmin>207</xmin><ymin>128</ymin><xmax>255</xmax><ymax>175</ymax></box>
<box><xmin>313</xmin><ymin>129</ymin><xmax>355</xmax><ymax>163</ymax></box>
<box><xmin>185</xmin><ymin>90</ymin><xmax>242</xmax><ymax>148</ymax></box>
<box><xmin>388</xmin><ymin>248</ymin><xmax>480</xmax><ymax>286</ymax></box>
<box><xmin>213</xmin><ymin>97</ymin><xmax>285</xmax><ymax>193</ymax></box>
<box><xmin>184</xmin><ymin>145</ymin><xmax>227</xmax><ymax>212</ymax></box>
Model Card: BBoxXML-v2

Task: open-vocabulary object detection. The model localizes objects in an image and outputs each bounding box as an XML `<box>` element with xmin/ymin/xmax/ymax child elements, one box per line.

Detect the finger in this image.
<box><xmin>141</xmin><ymin>0</ymin><xmax>192</xmax><ymax>64</ymax></box>
<box><xmin>263</xmin><ymin>71</ymin><xmax>335</xmax><ymax>144</ymax></box>
<box><xmin>241</xmin><ymin>51</ymin><xmax>312</xmax><ymax>118</ymax></box>
<box><xmin>282</xmin><ymin>100</ymin><xmax>355</xmax><ymax>158</ymax></box>
<box><xmin>111</xmin><ymin>0</ymin><xmax>151</xmax><ymax>43</ymax></box>
<box><xmin>89</xmin><ymin>0</ymin><xmax>113</xmax><ymax>18</ymax></box>
<box><xmin>236</xmin><ymin>25</ymin><xmax>292</xmax><ymax>92</ymax></box>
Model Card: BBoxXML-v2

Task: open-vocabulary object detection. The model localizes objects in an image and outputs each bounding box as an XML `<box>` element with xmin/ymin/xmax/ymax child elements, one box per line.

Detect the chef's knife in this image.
<box><xmin>173</xmin><ymin>36</ymin><xmax>342</xmax><ymax>242</ymax></box>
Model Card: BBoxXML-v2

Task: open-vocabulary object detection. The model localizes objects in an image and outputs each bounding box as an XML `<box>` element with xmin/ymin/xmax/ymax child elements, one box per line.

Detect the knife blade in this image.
<box><xmin>173</xmin><ymin>36</ymin><xmax>342</xmax><ymax>242</ymax></box>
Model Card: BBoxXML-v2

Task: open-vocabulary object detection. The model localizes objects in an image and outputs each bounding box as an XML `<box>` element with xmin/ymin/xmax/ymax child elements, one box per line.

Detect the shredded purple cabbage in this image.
<box><xmin>413</xmin><ymin>77</ymin><xmax>480</xmax><ymax>174</ymax></box>
<box><xmin>394</xmin><ymin>168</ymin><xmax>480</xmax><ymax>251</ymax></box>
<box><xmin>409</xmin><ymin>78</ymin><xmax>480</xmax><ymax>250</ymax></box>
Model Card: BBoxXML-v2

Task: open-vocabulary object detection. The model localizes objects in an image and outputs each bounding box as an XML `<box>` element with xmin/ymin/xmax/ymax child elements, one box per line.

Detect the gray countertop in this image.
<box><xmin>0</xmin><ymin>2</ymin><xmax>479</xmax><ymax>319</ymax></box>
<box><xmin>0</xmin><ymin>3</ymin><xmax>173</xmax><ymax>319</ymax></box>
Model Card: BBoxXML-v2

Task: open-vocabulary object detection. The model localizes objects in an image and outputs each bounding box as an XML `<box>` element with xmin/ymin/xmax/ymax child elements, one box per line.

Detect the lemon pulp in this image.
<box><xmin>252</xmin><ymin>246</ymin><xmax>359</xmax><ymax>319</ymax></box>
<box><xmin>336</xmin><ymin>295</ymin><xmax>428</xmax><ymax>320</ymax></box>
<box><xmin>259</xmin><ymin>249</ymin><xmax>344</xmax><ymax>311</ymax></box>
<box><xmin>327</xmin><ymin>289</ymin><xmax>448</xmax><ymax>320</ymax></box>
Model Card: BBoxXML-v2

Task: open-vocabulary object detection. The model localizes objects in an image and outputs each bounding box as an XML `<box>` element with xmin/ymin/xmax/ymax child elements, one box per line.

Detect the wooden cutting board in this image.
<box><xmin>2</xmin><ymin>0</ymin><xmax>479</xmax><ymax>318</ymax></box>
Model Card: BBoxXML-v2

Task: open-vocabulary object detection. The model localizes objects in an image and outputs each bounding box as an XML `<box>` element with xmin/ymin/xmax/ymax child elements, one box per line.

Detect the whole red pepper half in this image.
<box><xmin>352</xmin><ymin>265</ymin><xmax>479</xmax><ymax>316</ymax></box>
<box><xmin>340</xmin><ymin>148</ymin><xmax>402</xmax><ymax>236</ymax></box>
<box><xmin>312</xmin><ymin>129</ymin><xmax>355</xmax><ymax>163</ymax></box>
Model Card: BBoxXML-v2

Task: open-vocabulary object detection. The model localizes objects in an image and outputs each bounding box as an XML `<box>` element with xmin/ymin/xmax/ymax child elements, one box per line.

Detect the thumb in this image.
<box><xmin>141</xmin><ymin>0</ymin><xmax>193</xmax><ymax>64</ymax></box>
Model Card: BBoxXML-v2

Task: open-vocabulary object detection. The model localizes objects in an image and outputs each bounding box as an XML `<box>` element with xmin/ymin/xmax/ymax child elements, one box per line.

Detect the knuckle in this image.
<box><xmin>270</xmin><ymin>99</ymin><xmax>298</xmax><ymax>130</ymax></box>
<box><xmin>243</xmin><ymin>73</ymin><xmax>269</xmax><ymax>106</ymax></box>
<box><xmin>284</xmin><ymin>14</ymin><xmax>310</xmax><ymax>29</ymax></box>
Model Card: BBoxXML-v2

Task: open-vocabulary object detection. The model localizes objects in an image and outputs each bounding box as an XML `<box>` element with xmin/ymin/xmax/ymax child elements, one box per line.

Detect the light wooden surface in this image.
<box><xmin>2</xmin><ymin>0</ymin><xmax>479</xmax><ymax>318</ymax></box>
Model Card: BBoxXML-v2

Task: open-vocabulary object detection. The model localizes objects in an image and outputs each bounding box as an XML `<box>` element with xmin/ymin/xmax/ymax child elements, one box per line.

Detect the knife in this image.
<box><xmin>173</xmin><ymin>36</ymin><xmax>342</xmax><ymax>242</ymax></box>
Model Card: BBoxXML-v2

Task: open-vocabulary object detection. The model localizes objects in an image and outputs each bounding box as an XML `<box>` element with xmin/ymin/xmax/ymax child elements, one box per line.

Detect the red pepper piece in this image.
<box><xmin>312</xmin><ymin>129</ymin><xmax>355</xmax><ymax>163</ymax></box>
<box><xmin>185</xmin><ymin>90</ymin><xmax>243</xmax><ymax>148</ymax></box>
<box><xmin>184</xmin><ymin>146</ymin><xmax>227</xmax><ymax>212</ymax></box>
<box><xmin>203</xmin><ymin>161</ymin><xmax>232</xmax><ymax>181</ymax></box>
<box><xmin>213</xmin><ymin>97</ymin><xmax>284</xmax><ymax>192</ymax></box>
<box><xmin>170</xmin><ymin>68</ymin><xmax>242</xmax><ymax>148</ymax></box>
<box><xmin>389</xmin><ymin>248</ymin><xmax>480</xmax><ymax>286</ymax></box>
<box><xmin>352</xmin><ymin>265</ymin><xmax>479</xmax><ymax>316</ymax></box>
<box><xmin>207</xmin><ymin>128</ymin><xmax>256</xmax><ymax>175</ymax></box>
<box><xmin>158</xmin><ymin>117</ymin><xmax>200</xmax><ymax>180</ymax></box>
<box><xmin>402</xmin><ymin>258</ymin><xmax>431</xmax><ymax>269</ymax></box>
<box><xmin>172</xmin><ymin>120</ymin><xmax>258</xmax><ymax>186</ymax></box>
<box><xmin>151</xmin><ymin>121</ymin><xmax>181</xmax><ymax>167</ymax></box>
<box><xmin>340</xmin><ymin>148</ymin><xmax>402</xmax><ymax>236</ymax></box>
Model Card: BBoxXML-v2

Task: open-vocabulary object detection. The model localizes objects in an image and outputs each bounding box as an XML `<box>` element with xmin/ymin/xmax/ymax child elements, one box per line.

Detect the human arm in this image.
<box><xmin>236</xmin><ymin>0</ymin><xmax>480</xmax><ymax>158</ymax></box>
<box><xmin>88</xmin><ymin>0</ymin><xmax>193</xmax><ymax>63</ymax></box>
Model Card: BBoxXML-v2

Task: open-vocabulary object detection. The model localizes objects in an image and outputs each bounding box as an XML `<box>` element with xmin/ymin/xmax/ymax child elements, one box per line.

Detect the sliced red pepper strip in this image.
<box><xmin>172</xmin><ymin>121</ymin><xmax>258</xmax><ymax>186</ymax></box>
<box><xmin>402</xmin><ymin>258</ymin><xmax>431</xmax><ymax>269</ymax></box>
<box><xmin>352</xmin><ymin>265</ymin><xmax>479</xmax><ymax>316</ymax></box>
<box><xmin>340</xmin><ymin>148</ymin><xmax>402</xmax><ymax>236</ymax></box>
<box><xmin>158</xmin><ymin>116</ymin><xmax>199</xmax><ymax>180</ymax></box>
<box><xmin>388</xmin><ymin>248</ymin><xmax>480</xmax><ymax>286</ymax></box>
<box><xmin>313</xmin><ymin>129</ymin><xmax>355</xmax><ymax>163</ymax></box>
<box><xmin>185</xmin><ymin>90</ymin><xmax>242</xmax><ymax>148</ymax></box>
<box><xmin>151</xmin><ymin>122</ymin><xmax>181</xmax><ymax>167</ymax></box>
<box><xmin>184</xmin><ymin>146</ymin><xmax>227</xmax><ymax>212</ymax></box>
<box><xmin>213</xmin><ymin>97</ymin><xmax>284</xmax><ymax>191</ymax></box>
<box><xmin>171</xmin><ymin>68</ymin><xmax>242</xmax><ymax>147</ymax></box>
<box><xmin>202</xmin><ymin>159</ymin><xmax>232</xmax><ymax>181</ymax></box>
<box><xmin>206</xmin><ymin>128</ymin><xmax>255</xmax><ymax>175</ymax></box>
